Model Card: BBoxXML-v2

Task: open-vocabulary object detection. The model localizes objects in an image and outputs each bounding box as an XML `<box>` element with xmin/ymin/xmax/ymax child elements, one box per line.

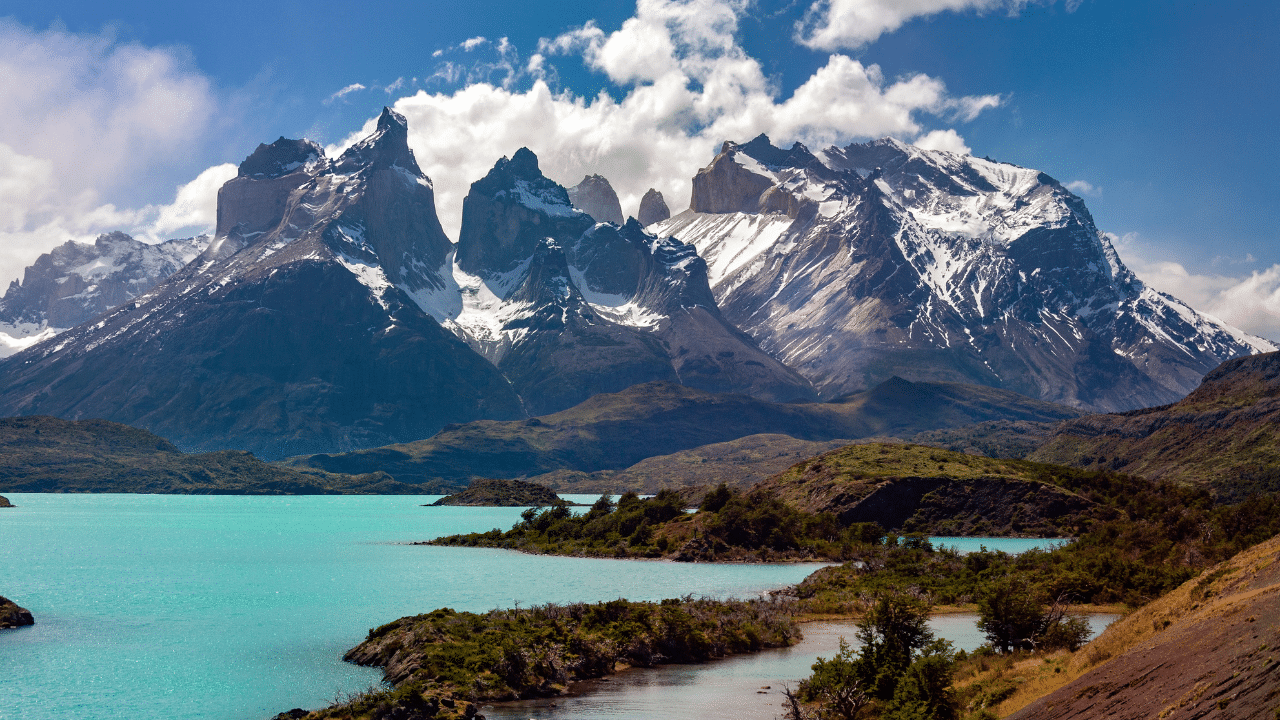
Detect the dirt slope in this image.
<box><xmin>1008</xmin><ymin>533</ymin><xmax>1280</xmax><ymax>719</ymax></box>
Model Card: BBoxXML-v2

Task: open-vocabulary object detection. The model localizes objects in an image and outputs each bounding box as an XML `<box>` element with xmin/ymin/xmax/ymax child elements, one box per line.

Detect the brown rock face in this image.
<box><xmin>0</xmin><ymin>596</ymin><xmax>34</xmax><ymax>628</ymax></box>
<box><xmin>567</xmin><ymin>174</ymin><xmax>624</xmax><ymax>225</ymax></box>
<box><xmin>0</xmin><ymin>495</ymin><xmax>11</xmax><ymax>507</ymax></box>
<box><xmin>690</xmin><ymin>144</ymin><xmax>776</xmax><ymax>214</ymax></box>
<box><xmin>637</xmin><ymin>188</ymin><xmax>671</xmax><ymax>226</ymax></box>
<box><xmin>1009</xmin><ymin>534</ymin><xmax>1280</xmax><ymax>720</ymax></box>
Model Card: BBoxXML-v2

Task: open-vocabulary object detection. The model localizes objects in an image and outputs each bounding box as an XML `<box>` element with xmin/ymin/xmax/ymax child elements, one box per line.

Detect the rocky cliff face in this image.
<box><xmin>654</xmin><ymin>135</ymin><xmax>1273</xmax><ymax>412</ymax></box>
<box><xmin>426</xmin><ymin>149</ymin><xmax>814</xmax><ymax>413</ymax></box>
<box><xmin>0</xmin><ymin>232</ymin><xmax>207</xmax><ymax>357</ymax></box>
<box><xmin>637</xmin><ymin>188</ymin><xmax>671</xmax><ymax>226</ymax></box>
<box><xmin>0</xmin><ymin>108</ymin><xmax>524</xmax><ymax>458</ymax></box>
<box><xmin>566</xmin><ymin>174</ymin><xmax>624</xmax><ymax>225</ymax></box>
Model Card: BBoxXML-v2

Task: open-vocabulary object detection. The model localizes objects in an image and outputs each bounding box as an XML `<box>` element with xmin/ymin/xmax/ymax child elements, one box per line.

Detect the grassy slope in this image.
<box><xmin>1031</xmin><ymin>351</ymin><xmax>1280</xmax><ymax>502</ymax></box>
<box><xmin>754</xmin><ymin>443</ymin><xmax>1099</xmax><ymax>536</ymax></box>
<box><xmin>0</xmin><ymin>416</ymin><xmax>416</xmax><ymax>494</ymax></box>
<box><xmin>290</xmin><ymin>379</ymin><xmax>1080</xmax><ymax>488</ymax></box>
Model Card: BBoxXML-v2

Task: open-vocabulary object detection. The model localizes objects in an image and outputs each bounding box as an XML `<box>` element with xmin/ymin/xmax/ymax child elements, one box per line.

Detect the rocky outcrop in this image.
<box><xmin>0</xmin><ymin>596</ymin><xmax>34</xmax><ymax>628</ymax></box>
<box><xmin>0</xmin><ymin>495</ymin><xmax>11</xmax><ymax>507</ymax></box>
<box><xmin>657</xmin><ymin>135</ymin><xmax>1273</xmax><ymax>412</ymax></box>
<box><xmin>566</xmin><ymin>174</ymin><xmax>624</xmax><ymax>225</ymax></box>
<box><xmin>754</xmin><ymin>442</ymin><xmax>1096</xmax><ymax>536</ymax></box>
<box><xmin>637</xmin><ymin>188</ymin><xmax>671</xmax><ymax>226</ymax></box>
<box><xmin>1010</xmin><ymin>534</ymin><xmax>1280</xmax><ymax>720</ymax></box>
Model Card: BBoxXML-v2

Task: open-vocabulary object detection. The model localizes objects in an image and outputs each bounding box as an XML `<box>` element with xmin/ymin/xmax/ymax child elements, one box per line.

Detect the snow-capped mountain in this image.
<box><xmin>653</xmin><ymin>135</ymin><xmax>1273</xmax><ymax>411</ymax></box>
<box><xmin>415</xmin><ymin>148</ymin><xmax>813</xmax><ymax>413</ymax></box>
<box><xmin>0</xmin><ymin>109</ymin><xmax>524</xmax><ymax>458</ymax></box>
<box><xmin>0</xmin><ymin>232</ymin><xmax>207</xmax><ymax>358</ymax></box>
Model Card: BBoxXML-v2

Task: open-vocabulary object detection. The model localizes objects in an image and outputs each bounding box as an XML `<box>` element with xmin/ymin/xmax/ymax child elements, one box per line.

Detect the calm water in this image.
<box><xmin>483</xmin><ymin>615</ymin><xmax>1118</xmax><ymax>720</ymax></box>
<box><xmin>0</xmin><ymin>494</ymin><xmax>1079</xmax><ymax>720</ymax></box>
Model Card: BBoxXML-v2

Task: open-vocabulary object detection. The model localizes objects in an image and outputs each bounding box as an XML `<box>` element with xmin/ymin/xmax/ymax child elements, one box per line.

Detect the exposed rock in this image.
<box><xmin>656</xmin><ymin>134</ymin><xmax>1273</xmax><ymax>412</ymax></box>
<box><xmin>637</xmin><ymin>188</ymin><xmax>671</xmax><ymax>226</ymax></box>
<box><xmin>0</xmin><ymin>596</ymin><xmax>34</xmax><ymax>628</ymax></box>
<box><xmin>430</xmin><ymin>478</ymin><xmax>563</xmax><ymax>506</ymax></box>
<box><xmin>567</xmin><ymin>174</ymin><xmax>624</xmax><ymax>225</ymax></box>
<box><xmin>754</xmin><ymin>442</ymin><xmax>1096</xmax><ymax>536</ymax></box>
<box><xmin>1010</xmin><ymin>534</ymin><xmax>1280</xmax><ymax>720</ymax></box>
<box><xmin>0</xmin><ymin>495</ymin><xmax>10</xmax><ymax>507</ymax></box>
<box><xmin>446</xmin><ymin>148</ymin><xmax>814</xmax><ymax>413</ymax></box>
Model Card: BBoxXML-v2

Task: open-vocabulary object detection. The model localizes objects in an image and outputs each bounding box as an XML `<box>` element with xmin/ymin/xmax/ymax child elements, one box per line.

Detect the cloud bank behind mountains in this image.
<box><xmin>332</xmin><ymin>0</ymin><xmax>1000</xmax><ymax>239</ymax></box>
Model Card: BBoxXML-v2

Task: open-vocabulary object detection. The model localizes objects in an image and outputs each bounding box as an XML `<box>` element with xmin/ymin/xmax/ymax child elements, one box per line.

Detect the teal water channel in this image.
<box><xmin>0</xmin><ymin>494</ymin><xmax>1084</xmax><ymax>720</ymax></box>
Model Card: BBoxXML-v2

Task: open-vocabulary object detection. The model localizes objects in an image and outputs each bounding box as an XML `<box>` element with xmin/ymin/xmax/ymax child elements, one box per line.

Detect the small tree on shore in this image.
<box><xmin>976</xmin><ymin>576</ymin><xmax>1090</xmax><ymax>653</ymax></box>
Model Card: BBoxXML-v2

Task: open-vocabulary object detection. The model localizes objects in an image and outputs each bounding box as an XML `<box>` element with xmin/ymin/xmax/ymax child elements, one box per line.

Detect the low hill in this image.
<box><xmin>1007</xmin><ymin>532</ymin><xmax>1280</xmax><ymax>719</ymax></box>
<box><xmin>1031</xmin><ymin>351</ymin><xmax>1280</xmax><ymax>501</ymax></box>
<box><xmin>754</xmin><ymin>443</ymin><xmax>1099</xmax><ymax>536</ymax></box>
<box><xmin>527</xmin><ymin>434</ymin><xmax>856</xmax><ymax>495</ymax></box>
<box><xmin>290</xmin><ymin>378</ymin><xmax>1079</xmax><ymax>489</ymax></box>
<box><xmin>429</xmin><ymin>479</ymin><xmax>563</xmax><ymax>507</ymax></box>
<box><xmin>0</xmin><ymin>416</ymin><xmax>419</xmax><ymax>494</ymax></box>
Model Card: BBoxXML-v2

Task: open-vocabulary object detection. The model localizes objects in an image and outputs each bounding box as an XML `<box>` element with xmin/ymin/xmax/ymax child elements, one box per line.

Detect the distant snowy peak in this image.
<box><xmin>660</xmin><ymin>134</ymin><xmax>1271</xmax><ymax>411</ymax></box>
<box><xmin>0</xmin><ymin>232</ymin><xmax>208</xmax><ymax>358</ymax></box>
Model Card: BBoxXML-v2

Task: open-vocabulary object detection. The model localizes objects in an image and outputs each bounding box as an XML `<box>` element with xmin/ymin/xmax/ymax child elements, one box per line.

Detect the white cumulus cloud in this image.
<box><xmin>912</xmin><ymin>128</ymin><xmax>971</xmax><ymax>154</ymax></box>
<box><xmin>796</xmin><ymin>0</ymin><xmax>1025</xmax><ymax>50</ymax></box>
<box><xmin>1065</xmin><ymin>179</ymin><xmax>1100</xmax><ymax>196</ymax></box>
<box><xmin>331</xmin><ymin>0</ymin><xmax>1000</xmax><ymax>236</ymax></box>
<box><xmin>1111</xmin><ymin>232</ymin><xmax>1280</xmax><ymax>341</ymax></box>
<box><xmin>0</xmin><ymin>21</ymin><xmax>224</xmax><ymax>286</ymax></box>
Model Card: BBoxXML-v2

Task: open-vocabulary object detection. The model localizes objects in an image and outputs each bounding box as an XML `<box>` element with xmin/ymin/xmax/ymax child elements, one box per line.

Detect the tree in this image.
<box><xmin>801</xmin><ymin>638</ymin><xmax>870</xmax><ymax>720</ymax></box>
<box><xmin>800</xmin><ymin>593</ymin><xmax>956</xmax><ymax>720</ymax></box>
<box><xmin>976</xmin><ymin>576</ymin><xmax>1090</xmax><ymax>653</ymax></box>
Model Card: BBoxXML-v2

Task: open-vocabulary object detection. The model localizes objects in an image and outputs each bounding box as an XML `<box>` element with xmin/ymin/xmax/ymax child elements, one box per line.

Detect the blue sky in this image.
<box><xmin>1</xmin><ymin>0</ymin><xmax>1278</xmax><ymax>336</ymax></box>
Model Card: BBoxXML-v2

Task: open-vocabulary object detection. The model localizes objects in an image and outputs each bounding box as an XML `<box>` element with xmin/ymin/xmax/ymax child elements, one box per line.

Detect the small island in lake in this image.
<box><xmin>0</xmin><ymin>495</ymin><xmax>12</xmax><ymax>507</ymax></box>
<box><xmin>429</xmin><ymin>478</ymin><xmax>565</xmax><ymax>507</ymax></box>
<box><xmin>0</xmin><ymin>596</ymin><xmax>34</xmax><ymax>629</ymax></box>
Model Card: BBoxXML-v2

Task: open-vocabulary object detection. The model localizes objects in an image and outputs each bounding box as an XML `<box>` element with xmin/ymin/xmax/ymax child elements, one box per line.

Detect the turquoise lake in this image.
<box><xmin>0</xmin><ymin>494</ymin><xmax>1087</xmax><ymax>720</ymax></box>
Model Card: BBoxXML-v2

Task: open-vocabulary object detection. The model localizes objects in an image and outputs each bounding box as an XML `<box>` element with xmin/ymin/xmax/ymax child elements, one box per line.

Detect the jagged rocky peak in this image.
<box><xmin>457</xmin><ymin>147</ymin><xmax>593</xmax><ymax>276</ymax></box>
<box><xmin>637</xmin><ymin>188</ymin><xmax>671</xmax><ymax>226</ymax></box>
<box><xmin>236</xmin><ymin>137</ymin><xmax>325</xmax><ymax>180</ymax></box>
<box><xmin>691</xmin><ymin>134</ymin><xmax>847</xmax><ymax>217</ymax></box>
<box><xmin>213</xmin><ymin>106</ymin><xmax>451</xmax><ymax>291</ymax></box>
<box><xmin>330</xmin><ymin>107</ymin><xmax>418</xmax><ymax>175</ymax></box>
<box><xmin>567</xmin><ymin>174</ymin><xmax>624</xmax><ymax>225</ymax></box>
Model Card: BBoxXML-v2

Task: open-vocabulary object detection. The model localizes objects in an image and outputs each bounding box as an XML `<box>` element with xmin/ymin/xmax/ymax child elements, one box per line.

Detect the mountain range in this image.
<box><xmin>654</xmin><ymin>134</ymin><xmax>1272</xmax><ymax>411</ymax></box>
<box><xmin>0</xmin><ymin>108</ymin><xmax>1269</xmax><ymax>458</ymax></box>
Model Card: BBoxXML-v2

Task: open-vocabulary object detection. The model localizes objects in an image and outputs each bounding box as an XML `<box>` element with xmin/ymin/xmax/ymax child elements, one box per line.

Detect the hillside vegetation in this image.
<box><xmin>291</xmin><ymin>379</ymin><xmax>1079</xmax><ymax>488</ymax></box>
<box><xmin>0</xmin><ymin>416</ymin><xmax>415</xmax><ymax>494</ymax></box>
<box><xmin>1032</xmin><ymin>351</ymin><xmax>1280</xmax><ymax>502</ymax></box>
<box><xmin>429</xmin><ymin>478</ymin><xmax>563</xmax><ymax>506</ymax></box>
